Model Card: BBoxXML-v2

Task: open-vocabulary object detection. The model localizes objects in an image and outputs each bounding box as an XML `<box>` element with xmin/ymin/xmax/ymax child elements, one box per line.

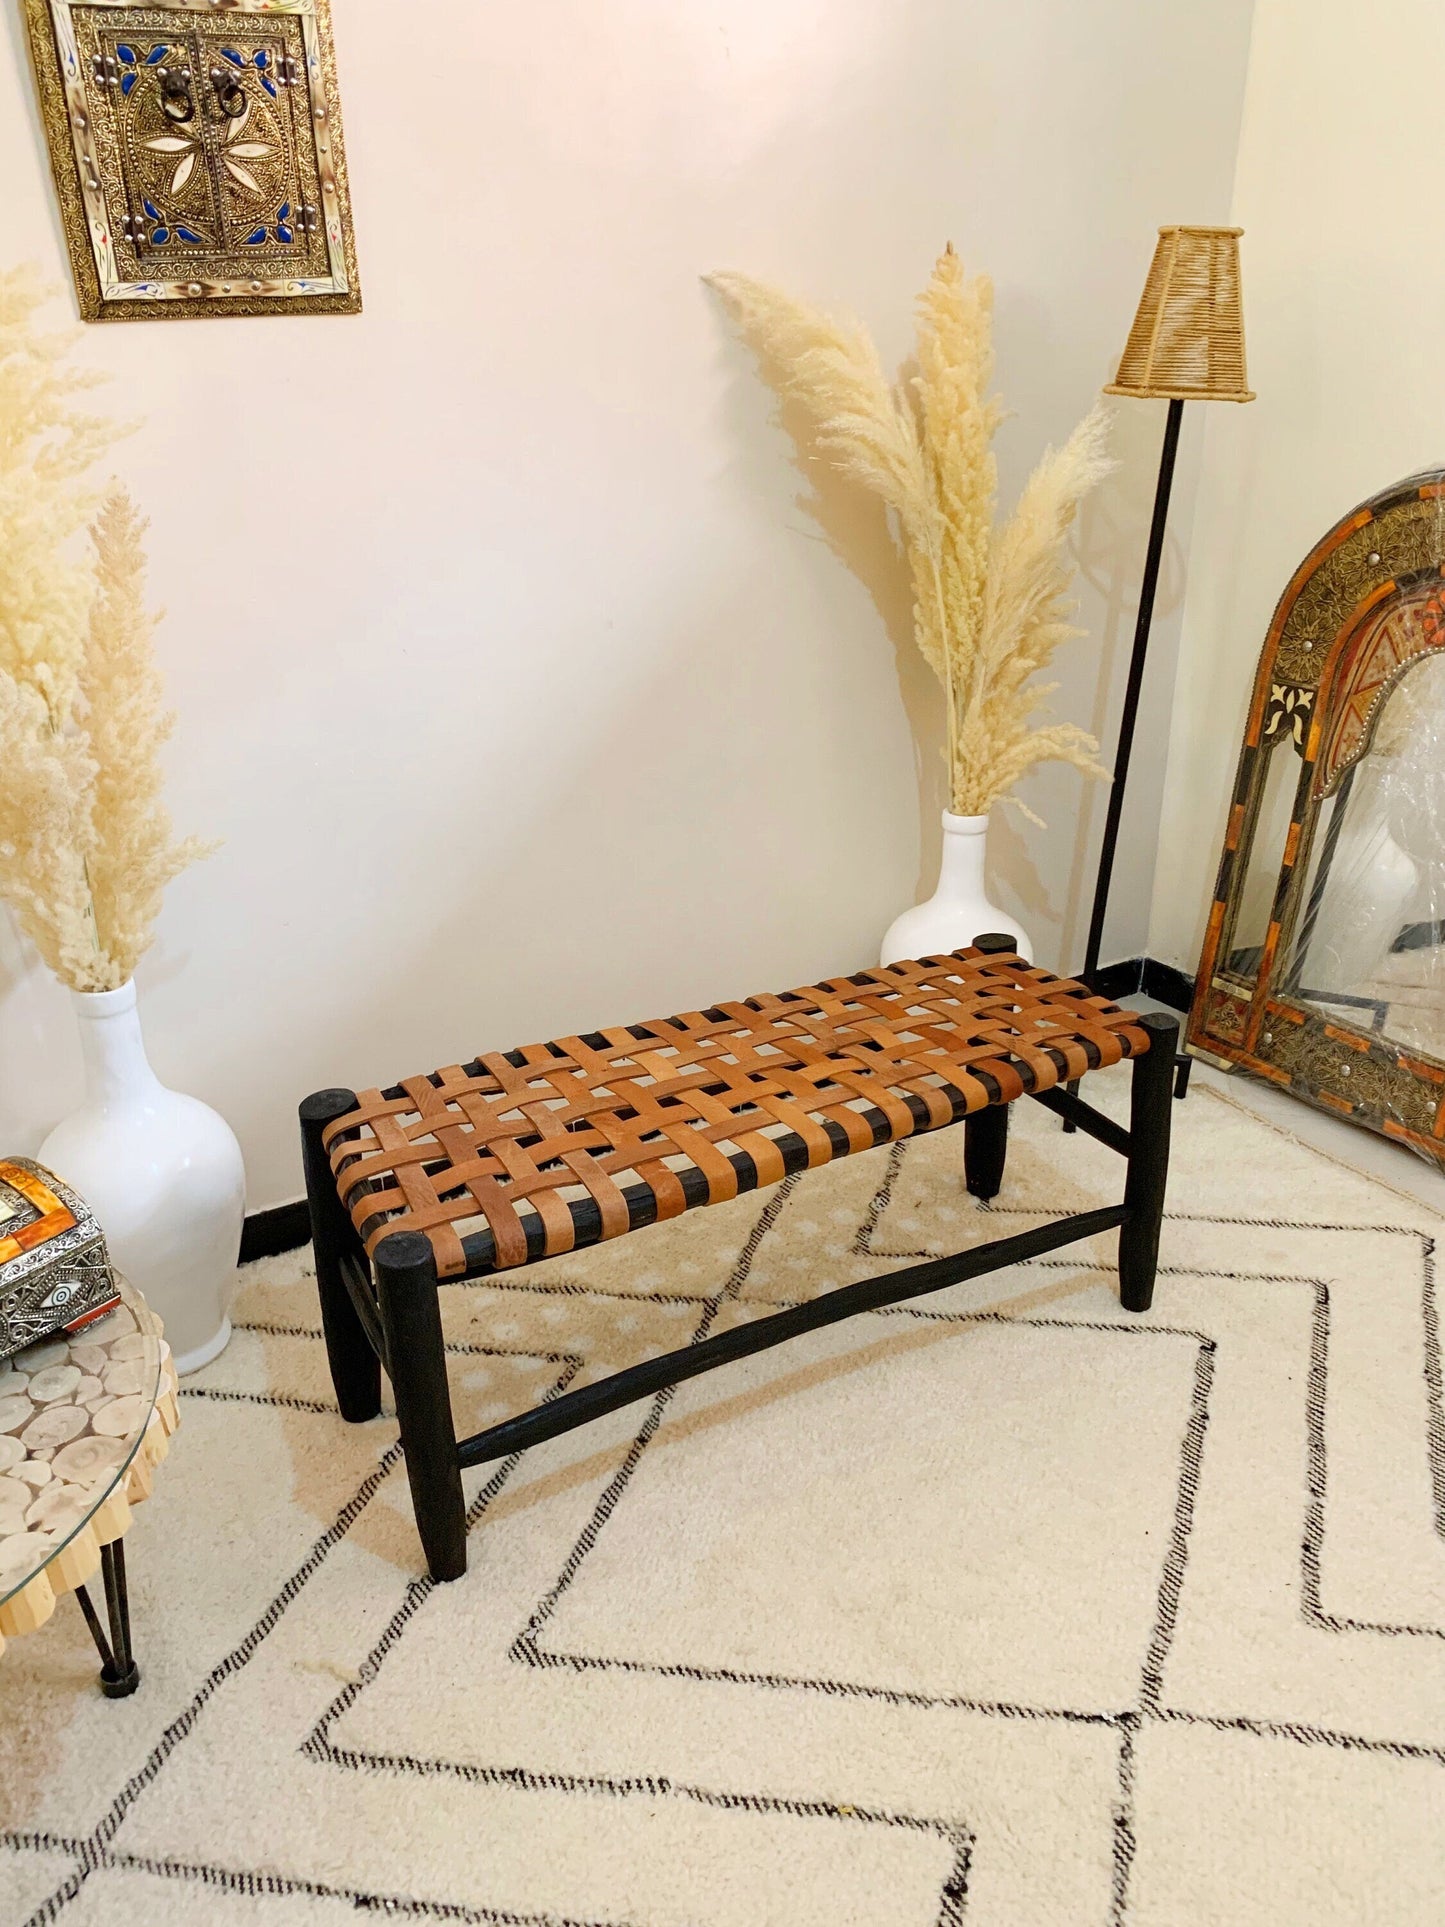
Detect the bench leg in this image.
<box><xmin>374</xmin><ymin>1231</ymin><xmax>468</xmax><ymax>1582</ymax></box>
<box><xmin>964</xmin><ymin>931</ymin><xmax>1022</xmax><ymax>1201</ymax></box>
<box><xmin>300</xmin><ymin>1088</ymin><xmax>381</xmax><ymax>1423</ymax></box>
<box><xmin>1118</xmin><ymin>1013</ymin><xmax>1178</xmax><ymax>1313</ymax></box>
<box><xmin>964</xmin><ymin>1104</ymin><xmax>1008</xmax><ymax>1201</ymax></box>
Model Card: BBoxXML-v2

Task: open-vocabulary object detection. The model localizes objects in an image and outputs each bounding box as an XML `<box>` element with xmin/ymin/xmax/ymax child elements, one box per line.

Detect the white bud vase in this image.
<box><xmin>880</xmin><ymin>811</ymin><xmax>1034</xmax><ymax>967</ymax></box>
<box><xmin>39</xmin><ymin>981</ymin><xmax>244</xmax><ymax>1374</ymax></box>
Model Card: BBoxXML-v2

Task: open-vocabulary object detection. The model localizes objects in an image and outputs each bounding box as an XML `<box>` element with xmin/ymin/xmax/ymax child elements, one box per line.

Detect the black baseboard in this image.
<box><xmin>237</xmin><ymin>953</ymin><xmax>1198</xmax><ymax>1266</ymax></box>
<box><xmin>239</xmin><ymin>1198</ymin><xmax>311</xmax><ymax>1264</ymax></box>
<box><xmin>1088</xmin><ymin>955</ymin><xmax>1195</xmax><ymax>1013</ymax></box>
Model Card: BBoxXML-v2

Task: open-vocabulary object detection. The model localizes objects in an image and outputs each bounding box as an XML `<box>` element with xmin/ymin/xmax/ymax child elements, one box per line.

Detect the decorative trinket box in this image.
<box><xmin>0</xmin><ymin>1159</ymin><xmax>120</xmax><ymax>1362</ymax></box>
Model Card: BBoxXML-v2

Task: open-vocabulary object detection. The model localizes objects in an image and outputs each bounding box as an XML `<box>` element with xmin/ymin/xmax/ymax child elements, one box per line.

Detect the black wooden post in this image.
<box><xmin>964</xmin><ymin>933</ymin><xmax>1018</xmax><ymax>1201</ymax></box>
<box><xmin>964</xmin><ymin>1105</ymin><xmax>1008</xmax><ymax>1202</ymax></box>
<box><xmin>373</xmin><ymin>1230</ymin><xmax>468</xmax><ymax>1582</ymax></box>
<box><xmin>300</xmin><ymin>1087</ymin><xmax>381</xmax><ymax>1424</ymax></box>
<box><xmin>1118</xmin><ymin>1012</ymin><xmax>1178</xmax><ymax>1312</ymax></box>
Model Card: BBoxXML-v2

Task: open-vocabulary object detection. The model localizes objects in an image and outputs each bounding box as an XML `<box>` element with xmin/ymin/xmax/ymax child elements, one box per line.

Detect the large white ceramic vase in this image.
<box><xmin>39</xmin><ymin>981</ymin><xmax>244</xmax><ymax>1374</ymax></box>
<box><xmin>880</xmin><ymin>810</ymin><xmax>1033</xmax><ymax>967</ymax></box>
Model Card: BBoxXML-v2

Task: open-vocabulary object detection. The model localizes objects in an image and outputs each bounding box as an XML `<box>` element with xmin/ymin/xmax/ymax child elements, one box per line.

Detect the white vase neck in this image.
<box><xmin>934</xmin><ymin>813</ymin><xmax>989</xmax><ymax>898</ymax></box>
<box><xmin>70</xmin><ymin>981</ymin><xmax>164</xmax><ymax>1105</ymax></box>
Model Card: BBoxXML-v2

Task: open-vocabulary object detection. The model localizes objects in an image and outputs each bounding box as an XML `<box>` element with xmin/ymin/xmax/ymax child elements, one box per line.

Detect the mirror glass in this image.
<box><xmin>1283</xmin><ymin>651</ymin><xmax>1445</xmax><ymax>1059</ymax></box>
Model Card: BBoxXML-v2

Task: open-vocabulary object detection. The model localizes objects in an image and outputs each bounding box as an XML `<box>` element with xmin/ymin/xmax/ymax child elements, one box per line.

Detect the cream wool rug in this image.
<box><xmin>2</xmin><ymin>1065</ymin><xmax>1444</xmax><ymax>1926</ymax></box>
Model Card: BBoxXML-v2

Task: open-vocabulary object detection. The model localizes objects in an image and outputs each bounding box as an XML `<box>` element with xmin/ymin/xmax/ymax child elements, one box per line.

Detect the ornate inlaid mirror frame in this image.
<box><xmin>23</xmin><ymin>0</ymin><xmax>358</xmax><ymax>319</ymax></box>
<box><xmin>1188</xmin><ymin>470</ymin><xmax>1445</xmax><ymax>1166</ymax></box>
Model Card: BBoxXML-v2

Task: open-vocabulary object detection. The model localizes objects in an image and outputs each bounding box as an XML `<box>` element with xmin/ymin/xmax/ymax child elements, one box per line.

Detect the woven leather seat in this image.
<box><xmin>322</xmin><ymin>948</ymin><xmax>1150</xmax><ymax>1281</ymax></box>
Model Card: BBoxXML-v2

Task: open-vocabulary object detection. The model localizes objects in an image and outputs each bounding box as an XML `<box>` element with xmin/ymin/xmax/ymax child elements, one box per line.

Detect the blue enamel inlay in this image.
<box><xmin>150</xmin><ymin>228</ymin><xmax>169</xmax><ymax>245</ymax></box>
<box><xmin>253</xmin><ymin>49</ymin><xmax>268</xmax><ymax>68</ymax></box>
<box><xmin>144</xmin><ymin>44</ymin><xmax>167</xmax><ymax>64</ymax></box>
<box><xmin>221</xmin><ymin>47</ymin><xmax>243</xmax><ymax>66</ymax></box>
<box><xmin>277</xmin><ymin>202</ymin><xmax>290</xmax><ymax>221</ymax></box>
<box><xmin>176</xmin><ymin>226</ymin><xmax>202</xmax><ymax>243</ymax></box>
<box><xmin>260</xmin><ymin>75</ymin><xmax>276</xmax><ymax>97</ymax></box>
<box><xmin>276</xmin><ymin>224</ymin><xmax>293</xmax><ymax>244</ymax></box>
<box><xmin>116</xmin><ymin>44</ymin><xmax>136</xmax><ymax>63</ymax></box>
<box><xmin>243</xmin><ymin>227</ymin><xmax>266</xmax><ymax>245</ymax></box>
<box><xmin>143</xmin><ymin>198</ymin><xmax>160</xmax><ymax>220</ymax></box>
<box><xmin>120</xmin><ymin>71</ymin><xmax>136</xmax><ymax>94</ymax></box>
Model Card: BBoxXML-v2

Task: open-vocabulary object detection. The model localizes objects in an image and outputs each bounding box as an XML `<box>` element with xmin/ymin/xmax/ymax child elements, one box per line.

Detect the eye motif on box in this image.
<box><xmin>24</xmin><ymin>0</ymin><xmax>359</xmax><ymax>320</ymax></box>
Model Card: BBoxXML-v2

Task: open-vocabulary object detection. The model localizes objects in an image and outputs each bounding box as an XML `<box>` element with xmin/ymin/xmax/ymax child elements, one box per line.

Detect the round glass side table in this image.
<box><xmin>0</xmin><ymin>1281</ymin><xmax>179</xmax><ymax>1696</ymax></box>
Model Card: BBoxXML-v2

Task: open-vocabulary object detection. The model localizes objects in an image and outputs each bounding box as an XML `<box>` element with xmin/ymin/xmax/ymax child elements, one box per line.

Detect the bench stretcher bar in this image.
<box><xmin>451</xmin><ymin>1202</ymin><xmax>1129</xmax><ymax>1469</ymax></box>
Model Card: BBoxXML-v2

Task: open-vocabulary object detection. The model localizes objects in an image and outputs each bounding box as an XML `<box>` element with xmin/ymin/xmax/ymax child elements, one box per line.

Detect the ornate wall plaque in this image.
<box><xmin>23</xmin><ymin>0</ymin><xmax>359</xmax><ymax>320</ymax></box>
<box><xmin>1188</xmin><ymin>470</ymin><xmax>1445</xmax><ymax>1167</ymax></box>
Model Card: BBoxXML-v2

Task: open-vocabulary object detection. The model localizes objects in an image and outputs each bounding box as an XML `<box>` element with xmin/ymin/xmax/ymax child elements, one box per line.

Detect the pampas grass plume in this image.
<box><xmin>711</xmin><ymin>249</ymin><xmax>1112</xmax><ymax>818</ymax></box>
<box><xmin>0</xmin><ymin>269</ymin><xmax>210</xmax><ymax>991</ymax></box>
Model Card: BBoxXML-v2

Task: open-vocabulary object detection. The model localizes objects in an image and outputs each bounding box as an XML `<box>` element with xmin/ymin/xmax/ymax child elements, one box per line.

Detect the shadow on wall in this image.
<box><xmin>705</xmin><ymin>316</ymin><xmax>949</xmax><ymax>912</ymax></box>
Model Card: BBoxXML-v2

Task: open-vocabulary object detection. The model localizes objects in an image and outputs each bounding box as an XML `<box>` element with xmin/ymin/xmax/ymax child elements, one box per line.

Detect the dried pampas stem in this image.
<box><xmin>0</xmin><ymin>269</ymin><xmax>211</xmax><ymax>992</ymax></box>
<box><xmin>0</xmin><ymin>265</ymin><xmax>120</xmax><ymax>721</ymax></box>
<box><xmin>711</xmin><ymin>250</ymin><xmax>1113</xmax><ymax>818</ymax></box>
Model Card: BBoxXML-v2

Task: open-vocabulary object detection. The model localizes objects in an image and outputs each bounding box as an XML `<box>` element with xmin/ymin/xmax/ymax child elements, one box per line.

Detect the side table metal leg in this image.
<box><xmin>98</xmin><ymin>1540</ymin><xmax>140</xmax><ymax>1697</ymax></box>
<box><xmin>74</xmin><ymin>1578</ymin><xmax>116</xmax><ymax>1676</ymax></box>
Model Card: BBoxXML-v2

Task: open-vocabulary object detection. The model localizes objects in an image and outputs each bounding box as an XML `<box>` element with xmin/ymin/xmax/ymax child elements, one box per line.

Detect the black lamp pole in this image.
<box><xmin>1081</xmin><ymin>396</ymin><xmax>1185</xmax><ymax>986</ymax></box>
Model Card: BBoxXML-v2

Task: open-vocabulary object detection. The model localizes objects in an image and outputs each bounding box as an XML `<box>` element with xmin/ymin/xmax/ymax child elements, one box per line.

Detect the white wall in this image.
<box><xmin>1151</xmin><ymin>0</ymin><xmax>1445</xmax><ymax>971</ymax></box>
<box><xmin>0</xmin><ymin>2</ymin><xmax>1252</xmax><ymax>1210</ymax></box>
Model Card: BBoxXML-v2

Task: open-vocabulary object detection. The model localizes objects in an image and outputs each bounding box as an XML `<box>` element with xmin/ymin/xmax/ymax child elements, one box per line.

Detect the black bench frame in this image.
<box><xmin>300</xmin><ymin>967</ymin><xmax>1178</xmax><ymax>1583</ymax></box>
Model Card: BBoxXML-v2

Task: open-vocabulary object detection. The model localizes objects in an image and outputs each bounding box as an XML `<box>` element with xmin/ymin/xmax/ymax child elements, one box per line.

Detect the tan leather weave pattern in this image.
<box><xmin>323</xmin><ymin>949</ymin><xmax>1151</xmax><ymax>1278</ymax></box>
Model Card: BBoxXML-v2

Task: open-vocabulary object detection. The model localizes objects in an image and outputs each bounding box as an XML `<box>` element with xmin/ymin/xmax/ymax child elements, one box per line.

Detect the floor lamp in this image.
<box><xmin>1082</xmin><ymin>226</ymin><xmax>1254</xmax><ymax>990</ymax></box>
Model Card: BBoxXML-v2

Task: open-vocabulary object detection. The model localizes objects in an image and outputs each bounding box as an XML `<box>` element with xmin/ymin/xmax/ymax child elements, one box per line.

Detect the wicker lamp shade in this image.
<box><xmin>1105</xmin><ymin>226</ymin><xmax>1254</xmax><ymax>403</ymax></box>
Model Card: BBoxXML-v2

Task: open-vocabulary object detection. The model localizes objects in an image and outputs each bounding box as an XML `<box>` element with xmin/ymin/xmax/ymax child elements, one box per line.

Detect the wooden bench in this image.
<box><xmin>300</xmin><ymin>939</ymin><xmax>1177</xmax><ymax>1580</ymax></box>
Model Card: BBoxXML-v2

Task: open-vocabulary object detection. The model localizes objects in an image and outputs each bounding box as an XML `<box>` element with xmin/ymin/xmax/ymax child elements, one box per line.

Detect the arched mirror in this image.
<box><xmin>1188</xmin><ymin>471</ymin><xmax>1445</xmax><ymax>1164</ymax></box>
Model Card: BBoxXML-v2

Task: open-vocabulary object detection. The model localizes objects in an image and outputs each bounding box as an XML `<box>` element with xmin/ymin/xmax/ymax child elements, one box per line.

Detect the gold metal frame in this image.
<box><xmin>23</xmin><ymin>0</ymin><xmax>360</xmax><ymax>320</ymax></box>
<box><xmin>1187</xmin><ymin>471</ymin><xmax>1445</xmax><ymax>1164</ymax></box>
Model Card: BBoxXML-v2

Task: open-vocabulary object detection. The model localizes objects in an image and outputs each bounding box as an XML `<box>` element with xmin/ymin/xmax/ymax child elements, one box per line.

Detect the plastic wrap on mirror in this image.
<box><xmin>1285</xmin><ymin>654</ymin><xmax>1445</xmax><ymax>1092</ymax></box>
